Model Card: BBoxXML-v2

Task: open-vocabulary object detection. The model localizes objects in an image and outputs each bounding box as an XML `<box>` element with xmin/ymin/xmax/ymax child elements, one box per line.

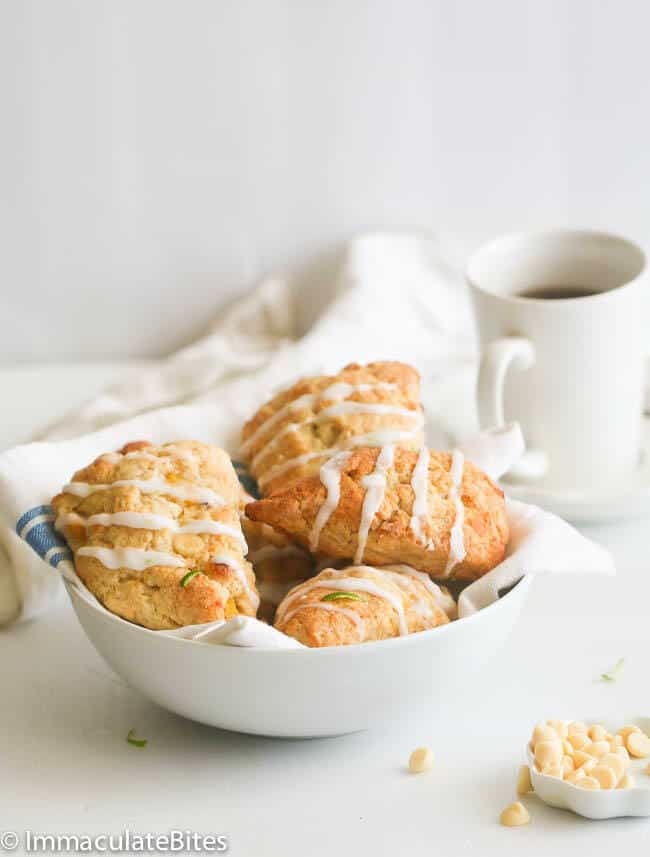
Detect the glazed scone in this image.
<box><xmin>52</xmin><ymin>440</ymin><xmax>259</xmax><ymax>630</ymax></box>
<box><xmin>239</xmin><ymin>490</ymin><xmax>315</xmax><ymax>622</ymax></box>
<box><xmin>274</xmin><ymin>564</ymin><xmax>453</xmax><ymax>647</ymax></box>
<box><xmin>240</xmin><ymin>361</ymin><xmax>424</xmax><ymax>495</ymax></box>
<box><xmin>246</xmin><ymin>446</ymin><xmax>508</xmax><ymax>581</ymax></box>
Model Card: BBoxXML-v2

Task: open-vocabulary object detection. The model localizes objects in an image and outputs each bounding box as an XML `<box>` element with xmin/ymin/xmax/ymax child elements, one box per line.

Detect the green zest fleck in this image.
<box><xmin>601</xmin><ymin>657</ymin><xmax>625</xmax><ymax>682</ymax></box>
<box><xmin>126</xmin><ymin>729</ymin><xmax>148</xmax><ymax>748</ymax></box>
<box><xmin>321</xmin><ymin>591</ymin><xmax>367</xmax><ymax>603</ymax></box>
<box><xmin>180</xmin><ymin>569</ymin><xmax>201</xmax><ymax>588</ymax></box>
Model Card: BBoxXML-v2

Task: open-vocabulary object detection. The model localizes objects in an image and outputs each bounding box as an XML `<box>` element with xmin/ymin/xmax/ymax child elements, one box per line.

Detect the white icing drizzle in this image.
<box><xmin>250</xmin><ymin>423</ymin><xmax>301</xmax><ymax>471</ymax></box>
<box><xmin>409</xmin><ymin>447</ymin><xmax>432</xmax><ymax>546</ymax></box>
<box><xmin>308</xmin><ymin>452</ymin><xmax>353</xmax><ymax>552</ymax></box>
<box><xmin>385</xmin><ymin>563</ymin><xmax>443</xmax><ymax>599</ymax></box>
<box><xmin>176</xmin><ymin>520</ymin><xmax>246</xmax><ymax>548</ymax></box>
<box><xmin>354</xmin><ymin>444</ymin><xmax>395</xmax><ymax>564</ymax></box>
<box><xmin>240</xmin><ymin>381</ymin><xmax>398</xmax><ymax>456</ymax></box>
<box><xmin>210</xmin><ymin>553</ymin><xmax>260</xmax><ymax>607</ymax></box>
<box><xmin>379</xmin><ymin>566</ymin><xmax>447</xmax><ymax>622</ymax></box>
<box><xmin>346</xmin><ymin>426</ymin><xmax>422</xmax><ymax>447</ymax></box>
<box><xmin>359</xmin><ymin>564</ymin><xmax>457</xmax><ymax>623</ymax></box>
<box><xmin>77</xmin><ymin>544</ymin><xmax>258</xmax><ymax>605</ymax></box>
<box><xmin>76</xmin><ymin>546</ymin><xmax>185</xmax><ymax>570</ymax></box>
<box><xmin>443</xmin><ymin>449</ymin><xmax>466</xmax><ymax>577</ymax></box>
<box><xmin>386</xmin><ymin>565</ymin><xmax>458</xmax><ymax>619</ymax></box>
<box><xmin>378</xmin><ymin>569</ymin><xmax>432</xmax><ymax>620</ymax></box>
<box><xmin>280</xmin><ymin>601</ymin><xmax>365</xmax><ymax>639</ymax></box>
<box><xmin>257</xmin><ymin>426</ymin><xmax>421</xmax><ymax>490</ymax></box>
<box><xmin>258</xmin><ymin>451</ymin><xmax>329</xmax><ymax>489</ymax></box>
<box><xmin>317</xmin><ymin>401</ymin><xmax>418</xmax><ymax>420</ymax></box>
<box><xmin>85</xmin><ymin>512</ymin><xmax>246</xmax><ymax>550</ymax></box>
<box><xmin>54</xmin><ymin>512</ymin><xmax>87</xmax><ymax>532</ymax></box>
<box><xmin>251</xmin><ymin>402</ymin><xmax>421</xmax><ymax>472</ymax></box>
<box><xmin>63</xmin><ymin>478</ymin><xmax>224</xmax><ymax>506</ymax></box>
<box><xmin>277</xmin><ymin>572</ymin><xmax>408</xmax><ymax>636</ymax></box>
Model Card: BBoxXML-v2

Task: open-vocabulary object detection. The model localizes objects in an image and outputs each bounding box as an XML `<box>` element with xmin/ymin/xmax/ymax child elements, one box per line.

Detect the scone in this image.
<box><xmin>240</xmin><ymin>361</ymin><xmax>424</xmax><ymax>495</ymax></box>
<box><xmin>246</xmin><ymin>446</ymin><xmax>508</xmax><ymax>581</ymax></box>
<box><xmin>239</xmin><ymin>490</ymin><xmax>315</xmax><ymax>622</ymax></box>
<box><xmin>52</xmin><ymin>440</ymin><xmax>259</xmax><ymax>630</ymax></box>
<box><xmin>274</xmin><ymin>564</ymin><xmax>454</xmax><ymax>647</ymax></box>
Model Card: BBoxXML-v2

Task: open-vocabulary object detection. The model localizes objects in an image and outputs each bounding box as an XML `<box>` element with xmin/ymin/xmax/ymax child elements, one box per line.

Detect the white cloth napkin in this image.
<box><xmin>40</xmin><ymin>231</ymin><xmax>477</xmax><ymax>445</ymax></box>
<box><xmin>0</xmin><ymin>231</ymin><xmax>615</xmax><ymax>631</ymax></box>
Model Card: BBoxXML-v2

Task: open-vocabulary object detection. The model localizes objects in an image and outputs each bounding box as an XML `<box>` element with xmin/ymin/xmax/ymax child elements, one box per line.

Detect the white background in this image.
<box><xmin>2</xmin><ymin>0</ymin><xmax>650</xmax><ymax>361</ymax></box>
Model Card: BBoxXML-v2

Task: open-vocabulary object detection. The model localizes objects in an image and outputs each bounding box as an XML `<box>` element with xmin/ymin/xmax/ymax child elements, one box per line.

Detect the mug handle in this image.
<box><xmin>477</xmin><ymin>336</ymin><xmax>548</xmax><ymax>481</ymax></box>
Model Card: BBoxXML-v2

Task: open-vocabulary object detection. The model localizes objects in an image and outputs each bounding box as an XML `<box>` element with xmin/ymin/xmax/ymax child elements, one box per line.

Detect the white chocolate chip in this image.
<box><xmin>534</xmin><ymin>739</ymin><xmax>563</xmax><ymax>771</ymax></box>
<box><xmin>568</xmin><ymin>721</ymin><xmax>588</xmax><ymax>735</ymax></box>
<box><xmin>408</xmin><ymin>746</ymin><xmax>434</xmax><ymax>773</ymax></box>
<box><xmin>561</xmin><ymin>755</ymin><xmax>575</xmax><ymax>776</ymax></box>
<box><xmin>573</xmin><ymin>749</ymin><xmax>594</xmax><ymax>769</ymax></box>
<box><xmin>588</xmin><ymin>724</ymin><xmax>607</xmax><ymax>742</ymax></box>
<box><xmin>500</xmin><ymin>801</ymin><xmax>530</xmax><ymax>827</ymax></box>
<box><xmin>618</xmin><ymin>725</ymin><xmax>641</xmax><ymax>742</ymax></box>
<box><xmin>626</xmin><ymin>732</ymin><xmax>650</xmax><ymax>759</ymax></box>
<box><xmin>590</xmin><ymin>740</ymin><xmax>611</xmax><ymax>758</ymax></box>
<box><xmin>618</xmin><ymin>773</ymin><xmax>633</xmax><ymax>789</ymax></box>
<box><xmin>547</xmin><ymin>720</ymin><xmax>568</xmax><ymax>740</ymax></box>
<box><xmin>544</xmin><ymin>764</ymin><xmax>563</xmax><ymax>779</ymax></box>
<box><xmin>591</xmin><ymin>765</ymin><xmax>617</xmax><ymax>790</ymax></box>
<box><xmin>531</xmin><ymin>724</ymin><xmax>558</xmax><ymax>747</ymax></box>
<box><xmin>516</xmin><ymin>765</ymin><xmax>533</xmax><ymax>796</ymax></box>
<box><xmin>568</xmin><ymin>732</ymin><xmax>590</xmax><ymax>752</ymax></box>
<box><xmin>615</xmin><ymin>746</ymin><xmax>631</xmax><ymax>769</ymax></box>
<box><xmin>565</xmin><ymin>769</ymin><xmax>586</xmax><ymax>785</ymax></box>
<box><xmin>599</xmin><ymin>752</ymin><xmax>625</xmax><ymax>781</ymax></box>
<box><xmin>576</xmin><ymin>776</ymin><xmax>601</xmax><ymax>790</ymax></box>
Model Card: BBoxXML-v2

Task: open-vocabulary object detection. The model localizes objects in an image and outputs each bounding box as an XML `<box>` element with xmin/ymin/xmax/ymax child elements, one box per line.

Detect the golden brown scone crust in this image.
<box><xmin>240</xmin><ymin>361</ymin><xmax>424</xmax><ymax>495</ymax></box>
<box><xmin>274</xmin><ymin>565</ymin><xmax>451</xmax><ymax>647</ymax></box>
<box><xmin>52</xmin><ymin>440</ymin><xmax>258</xmax><ymax>630</ymax></box>
<box><xmin>246</xmin><ymin>447</ymin><xmax>508</xmax><ymax>581</ymax></box>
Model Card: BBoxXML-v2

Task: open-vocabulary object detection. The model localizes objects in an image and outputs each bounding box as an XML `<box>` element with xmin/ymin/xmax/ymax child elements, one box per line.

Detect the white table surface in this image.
<box><xmin>2</xmin><ymin>364</ymin><xmax>650</xmax><ymax>857</ymax></box>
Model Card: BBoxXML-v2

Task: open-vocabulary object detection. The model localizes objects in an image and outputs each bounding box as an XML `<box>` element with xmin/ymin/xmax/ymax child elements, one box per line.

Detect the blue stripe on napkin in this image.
<box><xmin>16</xmin><ymin>504</ymin><xmax>72</xmax><ymax>569</ymax></box>
<box><xmin>16</xmin><ymin>504</ymin><xmax>53</xmax><ymax>534</ymax></box>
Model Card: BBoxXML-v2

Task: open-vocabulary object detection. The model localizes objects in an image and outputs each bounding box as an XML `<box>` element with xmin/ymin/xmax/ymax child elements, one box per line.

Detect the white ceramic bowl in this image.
<box><xmin>527</xmin><ymin>719</ymin><xmax>650</xmax><ymax>819</ymax></box>
<box><xmin>66</xmin><ymin>575</ymin><xmax>531</xmax><ymax>738</ymax></box>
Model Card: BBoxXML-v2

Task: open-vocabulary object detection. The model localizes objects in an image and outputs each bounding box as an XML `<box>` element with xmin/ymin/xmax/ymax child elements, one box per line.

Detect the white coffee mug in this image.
<box><xmin>467</xmin><ymin>229</ymin><xmax>647</xmax><ymax>493</ymax></box>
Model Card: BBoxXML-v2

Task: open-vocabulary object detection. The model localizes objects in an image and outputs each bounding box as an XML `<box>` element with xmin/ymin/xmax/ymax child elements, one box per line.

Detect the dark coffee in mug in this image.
<box><xmin>516</xmin><ymin>285</ymin><xmax>599</xmax><ymax>300</ymax></box>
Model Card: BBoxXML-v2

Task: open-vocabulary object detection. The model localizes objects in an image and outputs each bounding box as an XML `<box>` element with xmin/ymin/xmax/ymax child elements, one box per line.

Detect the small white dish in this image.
<box><xmin>65</xmin><ymin>575</ymin><xmax>531</xmax><ymax>738</ymax></box>
<box><xmin>527</xmin><ymin>719</ymin><xmax>650</xmax><ymax>820</ymax></box>
<box><xmin>502</xmin><ymin>423</ymin><xmax>650</xmax><ymax>523</ymax></box>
